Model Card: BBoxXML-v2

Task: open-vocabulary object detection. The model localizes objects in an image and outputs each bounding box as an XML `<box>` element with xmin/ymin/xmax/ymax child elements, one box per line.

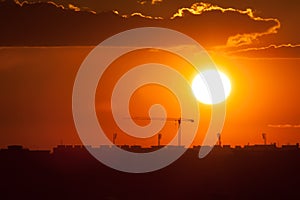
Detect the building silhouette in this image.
<box><xmin>0</xmin><ymin>143</ymin><xmax>300</xmax><ymax>199</ymax></box>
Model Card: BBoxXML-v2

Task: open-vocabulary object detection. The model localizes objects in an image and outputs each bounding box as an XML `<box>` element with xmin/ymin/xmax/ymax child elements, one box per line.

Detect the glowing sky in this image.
<box><xmin>0</xmin><ymin>0</ymin><xmax>299</xmax><ymax>149</ymax></box>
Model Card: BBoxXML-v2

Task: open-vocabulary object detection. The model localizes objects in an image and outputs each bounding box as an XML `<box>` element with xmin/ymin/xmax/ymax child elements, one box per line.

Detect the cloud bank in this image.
<box><xmin>1</xmin><ymin>0</ymin><xmax>299</xmax><ymax>57</ymax></box>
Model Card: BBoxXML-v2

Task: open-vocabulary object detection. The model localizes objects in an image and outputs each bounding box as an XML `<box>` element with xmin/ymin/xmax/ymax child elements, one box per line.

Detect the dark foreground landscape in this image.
<box><xmin>1</xmin><ymin>144</ymin><xmax>300</xmax><ymax>200</ymax></box>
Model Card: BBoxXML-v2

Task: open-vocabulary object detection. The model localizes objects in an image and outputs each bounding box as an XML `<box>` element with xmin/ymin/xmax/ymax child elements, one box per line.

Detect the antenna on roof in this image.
<box><xmin>113</xmin><ymin>133</ymin><xmax>117</xmax><ymax>145</ymax></box>
<box><xmin>217</xmin><ymin>133</ymin><xmax>221</xmax><ymax>146</ymax></box>
<box><xmin>262</xmin><ymin>133</ymin><xmax>267</xmax><ymax>145</ymax></box>
<box><xmin>158</xmin><ymin>133</ymin><xmax>162</xmax><ymax>147</ymax></box>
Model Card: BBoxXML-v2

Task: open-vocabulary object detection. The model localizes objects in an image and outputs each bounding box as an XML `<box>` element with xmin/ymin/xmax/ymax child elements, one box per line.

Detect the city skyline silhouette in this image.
<box><xmin>1</xmin><ymin>143</ymin><xmax>300</xmax><ymax>199</ymax></box>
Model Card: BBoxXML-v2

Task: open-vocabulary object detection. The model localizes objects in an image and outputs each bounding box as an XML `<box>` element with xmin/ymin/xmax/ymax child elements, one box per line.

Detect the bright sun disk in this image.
<box><xmin>192</xmin><ymin>69</ymin><xmax>231</xmax><ymax>105</ymax></box>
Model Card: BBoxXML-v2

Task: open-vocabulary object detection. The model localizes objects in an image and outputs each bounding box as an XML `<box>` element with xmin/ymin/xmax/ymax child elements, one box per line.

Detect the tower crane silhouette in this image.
<box><xmin>132</xmin><ymin>117</ymin><xmax>194</xmax><ymax>146</ymax></box>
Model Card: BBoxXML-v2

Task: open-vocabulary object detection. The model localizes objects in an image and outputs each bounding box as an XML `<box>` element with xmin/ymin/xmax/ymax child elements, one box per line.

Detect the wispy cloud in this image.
<box><xmin>171</xmin><ymin>2</ymin><xmax>216</xmax><ymax>19</ymax></box>
<box><xmin>228</xmin><ymin>43</ymin><xmax>300</xmax><ymax>53</ymax></box>
<box><xmin>223</xmin><ymin>43</ymin><xmax>300</xmax><ymax>58</ymax></box>
<box><xmin>15</xmin><ymin>0</ymin><xmax>96</xmax><ymax>14</ymax></box>
<box><xmin>171</xmin><ymin>2</ymin><xmax>280</xmax><ymax>48</ymax></box>
<box><xmin>137</xmin><ymin>0</ymin><xmax>162</xmax><ymax>5</ymax></box>
<box><xmin>137</xmin><ymin>0</ymin><xmax>147</xmax><ymax>5</ymax></box>
<box><xmin>268</xmin><ymin>124</ymin><xmax>300</xmax><ymax>128</ymax></box>
<box><xmin>151</xmin><ymin>0</ymin><xmax>162</xmax><ymax>5</ymax></box>
<box><xmin>68</xmin><ymin>4</ymin><xmax>80</xmax><ymax>12</ymax></box>
<box><xmin>16</xmin><ymin>0</ymin><xmax>65</xmax><ymax>9</ymax></box>
<box><xmin>113</xmin><ymin>10</ymin><xmax>163</xmax><ymax>19</ymax></box>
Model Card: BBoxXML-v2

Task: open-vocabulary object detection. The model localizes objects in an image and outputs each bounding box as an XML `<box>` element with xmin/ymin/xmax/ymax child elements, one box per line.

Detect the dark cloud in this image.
<box><xmin>0</xmin><ymin>0</ymin><xmax>277</xmax><ymax>49</ymax></box>
<box><xmin>0</xmin><ymin>0</ymin><xmax>299</xmax><ymax>57</ymax></box>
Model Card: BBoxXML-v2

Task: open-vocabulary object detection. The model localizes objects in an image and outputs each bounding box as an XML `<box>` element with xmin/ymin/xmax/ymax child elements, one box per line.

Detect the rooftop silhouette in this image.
<box><xmin>1</xmin><ymin>143</ymin><xmax>300</xmax><ymax>199</ymax></box>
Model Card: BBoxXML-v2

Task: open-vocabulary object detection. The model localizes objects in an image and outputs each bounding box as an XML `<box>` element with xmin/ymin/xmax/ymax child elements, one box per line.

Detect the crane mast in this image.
<box><xmin>132</xmin><ymin>117</ymin><xmax>194</xmax><ymax>146</ymax></box>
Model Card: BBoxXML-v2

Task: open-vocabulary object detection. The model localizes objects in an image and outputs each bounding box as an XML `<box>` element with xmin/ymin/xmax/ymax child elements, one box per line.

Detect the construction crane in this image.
<box><xmin>132</xmin><ymin>117</ymin><xmax>194</xmax><ymax>146</ymax></box>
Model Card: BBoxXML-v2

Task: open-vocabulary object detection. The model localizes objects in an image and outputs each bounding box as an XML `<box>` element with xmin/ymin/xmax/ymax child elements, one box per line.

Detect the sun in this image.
<box><xmin>192</xmin><ymin>69</ymin><xmax>231</xmax><ymax>104</ymax></box>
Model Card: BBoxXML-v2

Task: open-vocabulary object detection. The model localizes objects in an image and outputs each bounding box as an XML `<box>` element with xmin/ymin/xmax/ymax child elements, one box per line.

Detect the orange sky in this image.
<box><xmin>95</xmin><ymin>48</ymin><xmax>300</xmax><ymax>147</ymax></box>
<box><xmin>0</xmin><ymin>47</ymin><xmax>299</xmax><ymax>149</ymax></box>
<box><xmin>0</xmin><ymin>0</ymin><xmax>299</xmax><ymax>149</ymax></box>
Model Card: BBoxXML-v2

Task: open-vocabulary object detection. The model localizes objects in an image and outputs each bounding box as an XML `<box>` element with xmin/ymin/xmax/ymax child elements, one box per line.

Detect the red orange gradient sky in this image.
<box><xmin>0</xmin><ymin>0</ymin><xmax>299</xmax><ymax>149</ymax></box>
